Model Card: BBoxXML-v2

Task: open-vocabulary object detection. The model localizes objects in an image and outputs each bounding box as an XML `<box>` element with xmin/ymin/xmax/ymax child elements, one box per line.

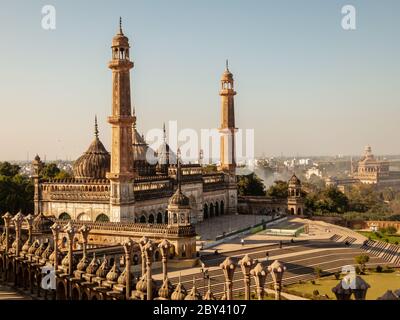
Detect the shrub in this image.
<box><xmin>311</xmin><ymin>280</ymin><xmax>316</xmax><ymax>285</ymax></box>
<box><xmin>376</xmin><ymin>265</ymin><xmax>383</xmax><ymax>273</ymax></box>
<box><xmin>314</xmin><ymin>267</ymin><xmax>323</xmax><ymax>278</ymax></box>
<box><xmin>313</xmin><ymin>290</ymin><xmax>320</xmax><ymax>297</ymax></box>
<box><xmin>355</xmin><ymin>266</ymin><xmax>362</xmax><ymax>275</ymax></box>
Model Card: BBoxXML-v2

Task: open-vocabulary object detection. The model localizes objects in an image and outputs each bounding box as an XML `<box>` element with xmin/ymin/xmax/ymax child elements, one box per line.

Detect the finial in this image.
<box><xmin>177</xmin><ymin>148</ymin><xmax>182</xmax><ymax>192</ymax></box>
<box><xmin>163</xmin><ymin>123</ymin><xmax>167</xmax><ymax>142</ymax></box>
<box><xmin>119</xmin><ymin>17</ymin><xmax>123</xmax><ymax>34</ymax></box>
<box><xmin>226</xmin><ymin>59</ymin><xmax>229</xmax><ymax>71</ymax></box>
<box><xmin>94</xmin><ymin>115</ymin><xmax>99</xmax><ymax>138</ymax></box>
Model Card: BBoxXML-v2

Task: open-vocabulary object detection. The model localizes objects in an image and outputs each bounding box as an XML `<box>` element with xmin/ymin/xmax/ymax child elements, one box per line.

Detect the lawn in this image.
<box><xmin>285</xmin><ymin>271</ymin><xmax>400</xmax><ymax>300</ymax></box>
<box><xmin>358</xmin><ymin>231</ymin><xmax>400</xmax><ymax>245</ymax></box>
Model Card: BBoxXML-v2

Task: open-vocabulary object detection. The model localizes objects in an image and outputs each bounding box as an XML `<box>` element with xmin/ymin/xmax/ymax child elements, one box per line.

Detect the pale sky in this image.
<box><xmin>0</xmin><ymin>0</ymin><xmax>399</xmax><ymax>161</ymax></box>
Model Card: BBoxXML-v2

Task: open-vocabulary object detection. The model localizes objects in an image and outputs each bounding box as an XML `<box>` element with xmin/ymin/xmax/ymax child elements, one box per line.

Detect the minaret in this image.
<box><xmin>218</xmin><ymin>60</ymin><xmax>237</xmax><ymax>173</ymax></box>
<box><xmin>218</xmin><ymin>60</ymin><xmax>238</xmax><ymax>215</ymax></box>
<box><xmin>32</xmin><ymin>154</ymin><xmax>43</xmax><ymax>215</ymax></box>
<box><xmin>106</xmin><ymin>18</ymin><xmax>135</xmax><ymax>222</ymax></box>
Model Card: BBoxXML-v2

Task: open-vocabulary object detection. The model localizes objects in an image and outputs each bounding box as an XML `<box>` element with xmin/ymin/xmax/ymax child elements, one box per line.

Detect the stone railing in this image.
<box><xmin>51</xmin><ymin>219</ymin><xmax>196</xmax><ymax>237</ymax></box>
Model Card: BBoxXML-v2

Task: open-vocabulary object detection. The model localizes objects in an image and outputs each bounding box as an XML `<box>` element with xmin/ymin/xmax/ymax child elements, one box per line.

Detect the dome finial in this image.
<box><xmin>163</xmin><ymin>123</ymin><xmax>167</xmax><ymax>142</ymax></box>
<box><xmin>94</xmin><ymin>115</ymin><xmax>99</xmax><ymax>138</ymax></box>
<box><xmin>226</xmin><ymin>59</ymin><xmax>229</xmax><ymax>71</ymax></box>
<box><xmin>119</xmin><ymin>17</ymin><xmax>123</xmax><ymax>35</ymax></box>
<box><xmin>177</xmin><ymin>148</ymin><xmax>182</xmax><ymax>192</ymax></box>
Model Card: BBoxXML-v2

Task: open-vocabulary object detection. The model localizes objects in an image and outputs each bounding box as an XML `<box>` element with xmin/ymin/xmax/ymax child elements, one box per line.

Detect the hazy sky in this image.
<box><xmin>0</xmin><ymin>0</ymin><xmax>399</xmax><ymax>161</ymax></box>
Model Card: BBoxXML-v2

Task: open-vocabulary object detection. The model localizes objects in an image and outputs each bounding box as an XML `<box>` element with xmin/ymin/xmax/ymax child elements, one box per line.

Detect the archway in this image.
<box><xmin>95</xmin><ymin>214</ymin><xmax>109</xmax><ymax>222</ymax></box>
<box><xmin>148</xmin><ymin>214</ymin><xmax>155</xmax><ymax>224</ymax></box>
<box><xmin>297</xmin><ymin>208</ymin><xmax>302</xmax><ymax>215</ymax></box>
<box><xmin>290</xmin><ymin>208</ymin><xmax>294</xmax><ymax>215</ymax></box>
<box><xmin>156</xmin><ymin>212</ymin><xmax>163</xmax><ymax>224</ymax></box>
<box><xmin>139</xmin><ymin>215</ymin><xmax>146</xmax><ymax>223</ymax></box>
<box><xmin>59</xmin><ymin>212</ymin><xmax>71</xmax><ymax>220</ymax></box>
<box><xmin>203</xmin><ymin>204</ymin><xmax>209</xmax><ymax>219</ymax></box>
<box><xmin>210</xmin><ymin>203</ymin><xmax>215</xmax><ymax>217</ymax></box>
<box><xmin>215</xmin><ymin>202</ymin><xmax>219</xmax><ymax>216</ymax></box>
<box><xmin>220</xmin><ymin>201</ymin><xmax>225</xmax><ymax>215</ymax></box>
<box><xmin>164</xmin><ymin>211</ymin><xmax>168</xmax><ymax>224</ymax></box>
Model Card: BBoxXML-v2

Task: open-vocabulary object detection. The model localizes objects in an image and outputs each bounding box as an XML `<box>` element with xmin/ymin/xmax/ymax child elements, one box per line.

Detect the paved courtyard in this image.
<box><xmin>0</xmin><ymin>285</ymin><xmax>31</xmax><ymax>300</ymax></box>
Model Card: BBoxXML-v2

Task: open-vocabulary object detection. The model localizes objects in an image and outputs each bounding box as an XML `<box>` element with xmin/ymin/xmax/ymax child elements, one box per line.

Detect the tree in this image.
<box><xmin>41</xmin><ymin>163</ymin><xmax>61</xmax><ymax>179</ymax></box>
<box><xmin>354</xmin><ymin>254</ymin><xmax>369</xmax><ymax>274</ymax></box>
<box><xmin>305</xmin><ymin>186</ymin><xmax>349</xmax><ymax>214</ymax></box>
<box><xmin>267</xmin><ymin>180</ymin><xmax>288</xmax><ymax>199</ymax></box>
<box><xmin>0</xmin><ymin>162</ymin><xmax>21</xmax><ymax>177</ymax></box>
<box><xmin>237</xmin><ymin>173</ymin><xmax>266</xmax><ymax>196</ymax></box>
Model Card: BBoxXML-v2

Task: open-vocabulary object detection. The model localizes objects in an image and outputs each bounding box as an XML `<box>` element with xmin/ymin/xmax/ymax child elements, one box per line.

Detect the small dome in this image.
<box><xmin>86</xmin><ymin>255</ymin><xmax>100</xmax><ymax>275</ymax></box>
<box><xmin>289</xmin><ymin>174</ymin><xmax>301</xmax><ymax>186</ymax></box>
<box><xmin>35</xmin><ymin>242</ymin><xmax>47</xmax><ymax>257</ymax></box>
<box><xmin>117</xmin><ymin>267</ymin><xmax>127</xmax><ymax>285</ymax></box>
<box><xmin>169</xmin><ymin>189</ymin><xmax>190</xmax><ymax>207</ymax></box>
<box><xmin>96</xmin><ymin>256</ymin><xmax>111</xmax><ymax>278</ymax></box>
<box><xmin>171</xmin><ymin>282</ymin><xmax>187</xmax><ymax>301</ymax></box>
<box><xmin>133</xmin><ymin>128</ymin><xmax>155</xmax><ymax>162</ymax></box>
<box><xmin>106</xmin><ymin>262</ymin><xmax>121</xmax><ymax>282</ymax></box>
<box><xmin>41</xmin><ymin>243</ymin><xmax>53</xmax><ymax>260</ymax></box>
<box><xmin>73</xmin><ymin>137</ymin><xmax>110</xmax><ymax>179</ymax></box>
<box><xmin>28</xmin><ymin>240</ymin><xmax>39</xmax><ymax>255</ymax></box>
<box><xmin>185</xmin><ymin>280</ymin><xmax>202</xmax><ymax>300</ymax></box>
<box><xmin>158</xmin><ymin>278</ymin><xmax>174</xmax><ymax>299</ymax></box>
<box><xmin>77</xmin><ymin>255</ymin><xmax>90</xmax><ymax>272</ymax></box>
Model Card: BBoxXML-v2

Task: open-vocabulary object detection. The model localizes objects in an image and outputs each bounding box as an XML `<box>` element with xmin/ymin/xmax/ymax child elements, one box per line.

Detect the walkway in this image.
<box><xmin>0</xmin><ymin>284</ymin><xmax>31</xmax><ymax>300</ymax></box>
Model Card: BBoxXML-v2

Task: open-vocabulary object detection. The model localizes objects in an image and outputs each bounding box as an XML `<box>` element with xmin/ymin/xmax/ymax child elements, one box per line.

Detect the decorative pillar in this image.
<box><xmin>268</xmin><ymin>260</ymin><xmax>286</xmax><ymax>300</ymax></box>
<box><xmin>63</xmin><ymin>222</ymin><xmax>76</xmax><ymax>276</ymax></box>
<box><xmin>78</xmin><ymin>225</ymin><xmax>91</xmax><ymax>259</ymax></box>
<box><xmin>122</xmin><ymin>238</ymin><xmax>135</xmax><ymax>300</ymax></box>
<box><xmin>25</xmin><ymin>214</ymin><xmax>35</xmax><ymax>248</ymax></box>
<box><xmin>239</xmin><ymin>254</ymin><xmax>257</xmax><ymax>300</ymax></box>
<box><xmin>139</xmin><ymin>236</ymin><xmax>148</xmax><ymax>277</ymax></box>
<box><xmin>144</xmin><ymin>240</ymin><xmax>155</xmax><ymax>300</ymax></box>
<box><xmin>50</xmin><ymin>223</ymin><xmax>62</xmax><ymax>271</ymax></box>
<box><xmin>250</xmin><ymin>263</ymin><xmax>267</xmax><ymax>300</ymax></box>
<box><xmin>12</xmin><ymin>212</ymin><xmax>24</xmax><ymax>257</ymax></box>
<box><xmin>2</xmin><ymin>212</ymin><xmax>13</xmax><ymax>253</ymax></box>
<box><xmin>158</xmin><ymin>239</ymin><xmax>171</xmax><ymax>282</ymax></box>
<box><xmin>219</xmin><ymin>257</ymin><xmax>236</xmax><ymax>300</ymax></box>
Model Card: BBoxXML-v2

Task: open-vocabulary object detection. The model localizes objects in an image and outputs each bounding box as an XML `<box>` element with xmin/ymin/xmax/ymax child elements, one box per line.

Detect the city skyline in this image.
<box><xmin>1</xmin><ymin>0</ymin><xmax>400</xmax><ymax>161</ymax></box>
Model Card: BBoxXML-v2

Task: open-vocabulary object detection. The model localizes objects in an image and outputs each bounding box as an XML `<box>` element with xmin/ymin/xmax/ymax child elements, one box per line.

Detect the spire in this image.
<box><xmin>119</xmin><ymin>17</ymin><xmax>123</xmax><ymax>35</ymax></box>
<box><xmin>225</xmin><ymin>59</ymin><xmax>229</xmax><ymax>71</ymax></box>
<box><xmin>94</xmin><ymin>115</ymin><xmax>99</xmax><ymax>138</ymax></box>
<box><xmin>163</xmin><ymin>123</ymin><xmax>167</xmax><ymax>142</ymax></box>
<box><xmin>177</xmin><ymin>148</ymin><xmax>182</xmax><ymax>192</ymax></box>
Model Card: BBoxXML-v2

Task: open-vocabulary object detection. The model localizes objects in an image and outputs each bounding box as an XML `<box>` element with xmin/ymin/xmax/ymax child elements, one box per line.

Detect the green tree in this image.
<box><xmin>0</xmin><ymin>173</ymin><xmax>33</xmax><ymax>216</ymax></box>
<box><xmin>267</xmin><ymin>180</ymin><xmax>288</xmax><ymax>199</ymax></box>
<box><xmin>306</xmin><ymin>186</ymin><xmax>349</xmax><ymax>214</ymax></box>
<box><xmin>41</xmin><ymin>163</ymin><xmax>61</xmax><ymax>179</ymax></box>
<box><xmin>0</xmin><ymin>162</ymin><xmax>21</xmax><ymax>177</ymax></box>
<box><xmin>354</xmin><ymin>254</ymin><xmax>369</xmax><ymax>274</ymax></box>
<box><xmin>238</xmin><ymin>173</ymin><xmax>266</xmax><ymax>196</ymax></box>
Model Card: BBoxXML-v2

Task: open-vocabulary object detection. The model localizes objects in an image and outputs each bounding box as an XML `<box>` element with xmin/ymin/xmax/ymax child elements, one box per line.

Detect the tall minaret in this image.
<box><xmin>106</xmin><ymin>18</ymin><xmax>135</xmax><ymax>222</ymax></box>
<box><xmin>218</xmin><ymin>60</ymin><xmax>238</xmax><ymax>215</ymax></box>
<box><xmin>218</xmin><ymin>60</ymin><xmax>237</xmax><ymax>174</ymax></box>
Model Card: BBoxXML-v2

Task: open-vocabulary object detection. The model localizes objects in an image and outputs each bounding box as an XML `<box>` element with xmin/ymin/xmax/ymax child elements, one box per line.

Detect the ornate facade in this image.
<box><xmin>33</xmin><ymin>20</ymin><xmax>238</xmax><ymax>225</ymax></box>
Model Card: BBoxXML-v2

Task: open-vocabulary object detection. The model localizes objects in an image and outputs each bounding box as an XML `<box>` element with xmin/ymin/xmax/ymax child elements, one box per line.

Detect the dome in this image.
<box><xmin>133</xmin><ymin>127</ymin><xmax>156</xmax><ymax>162</ymax></box>
<box><xmin>169</xmin><ymin>189</ymin><xmax>190</xmax><ymax>207</ymax></box>
<box><xmin>117</xmin><ymin>267</ymin><xmax>127</xmax><ymax>285</ymax></box>
<box><xmin>289</xmin><ymin>174</ymin><xmax>301</xmax><ymax>186</ymax></box>
<box><xmin>158</xmin><ymin>278</ymin><xmax>174</xmax><ymax>299</ymax></box>
<box><xmin>96</xmin><ymin>256</ymin><xmax>111</xmax><ymax>278</ymax></box>
<box><xmin>106</xmin><ymin>262</ymin><xmax>121</xmax><ymax>282</ymax></box>
<box><xmin>73</xmin><ymin>119</ymin><xmax>110</xmax><ymax>179</ymax></box>
<box><xmin>112</xmin><ymin>18</ymin><xmax>130</xmax><ymax>48</ymax></box>
<box><xmin>86</xmin><ymin>255</ymin><xmax>100</xmax><ymax>275</ymax></box>
<box><xmin>185</xmin><ymin>280</ymin><xmax>202</xmax><ymax>300</ymax></box>
<box><xmin>77</xmin><ymin>255</ymin><xmax>90</xmax><ymax>272</ymax></box>
<box><xmin>41</xmin><ymin>243</ymin><xmax>53</xmax><ymax>260</ymax></box>
<box><xmin>171</xmin><ymin>281</ymin><xmax>187</xmax><ymax>301</ymax></box>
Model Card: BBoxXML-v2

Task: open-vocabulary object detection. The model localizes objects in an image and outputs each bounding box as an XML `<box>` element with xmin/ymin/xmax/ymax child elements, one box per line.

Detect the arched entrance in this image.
<box><xmin>210</xmin><ymin>203</ymin><xmax>215</xmax><ymax>217</ymax></box>
<box><xmin>148</xmin><ymin>214</ymin><xmax>155</xmax><ymax>224</ymax></box>
<box><xmin>56</xmin><ymin>282</ymin><xmax>66</xmax><ymax>300</ymax></box>
<box><xmin>203</xmin><ymin>204</ymin><xmax>209</xmax><ymax>219</ymax></box>
<box><xmin>156</xmin><ymin>212</ymin><xmax>163</xmax><ymax>224</ymax></box>
<box><xmin>59</xmin><ymin>212</ymin><xmax>71</xmax><ymax>220</ymax></box>
<box><xmin>71</xmin><ymin>287</ymin><xmax>80</xmax><ymax>300</ymax></box>
<box><xmin>220</xmin><ymin>201</ymin><xmax>225</xmax><ymax>215</ymax></box>
<box><xmin>139</xmin><ymin>215</ymin><xmax>146</xmax><ymax>223</ymax></box>
<box><xmin>215</xmin><ymin>202</ymin><xmax>219</xmax><ymax>216</ymax></box>
<box><xmin>95</xmin><ymin>214</ymin><xmax>109</xmax><ymax>222</ymax></box>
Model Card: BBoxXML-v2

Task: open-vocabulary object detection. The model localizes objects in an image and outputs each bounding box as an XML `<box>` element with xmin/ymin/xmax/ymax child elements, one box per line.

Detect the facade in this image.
<box><xmin>33</xmin><ymin>21</ymin><xmax>238</xmax><ymax>225</ymax></box>
<box><xmin>327</xmin><ymin>146</ymin><xmax>400</xmax><ymax>192</ymax></box>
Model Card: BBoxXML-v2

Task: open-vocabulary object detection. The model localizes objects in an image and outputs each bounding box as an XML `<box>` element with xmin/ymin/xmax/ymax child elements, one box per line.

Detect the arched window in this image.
<box><xmin>215</xmin><ymin>202</ymin><xmax>219</xmax><ymax>216</ymax></box>
<box><xmin>148</xmin><ymin>214</ymin><xmax>155</xmax><ymax>224</ymax></box>
<box><xmin>157</xmin><ymin>212</ymin><xmax>163</xmax><ymax>224</ymax></box>
<box><xmin>164</xmin><ymin>211</ymin><xmax>168</xmax><ymax>224</ymax></box>
<box><xmin>77</xmin><ymin>213</ymin><xmax>91</xmax><ymax>222</ymax></box>
<box><xmin>95</xmin><ymin>214</ymin><xmax>109</xmax><ymax>222</ymax></box>
<box><xmin>140</xmin><ymin>215</ymin><xmax>146</xmax><ymax>223</ymax></box>
<box><xmin>59</xmin><ymin>212</ymin><xmax>71</xmax><ymax>220</ymax></box>
<box><xmin>210</xmin><ymin>204</ymin><xmax>215</xmax><ymax>217</ymax></box>
<box><xmin>220</xmin><ymin>201</ymin><xmax>225</xmax><ymax>215</ymax></box>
